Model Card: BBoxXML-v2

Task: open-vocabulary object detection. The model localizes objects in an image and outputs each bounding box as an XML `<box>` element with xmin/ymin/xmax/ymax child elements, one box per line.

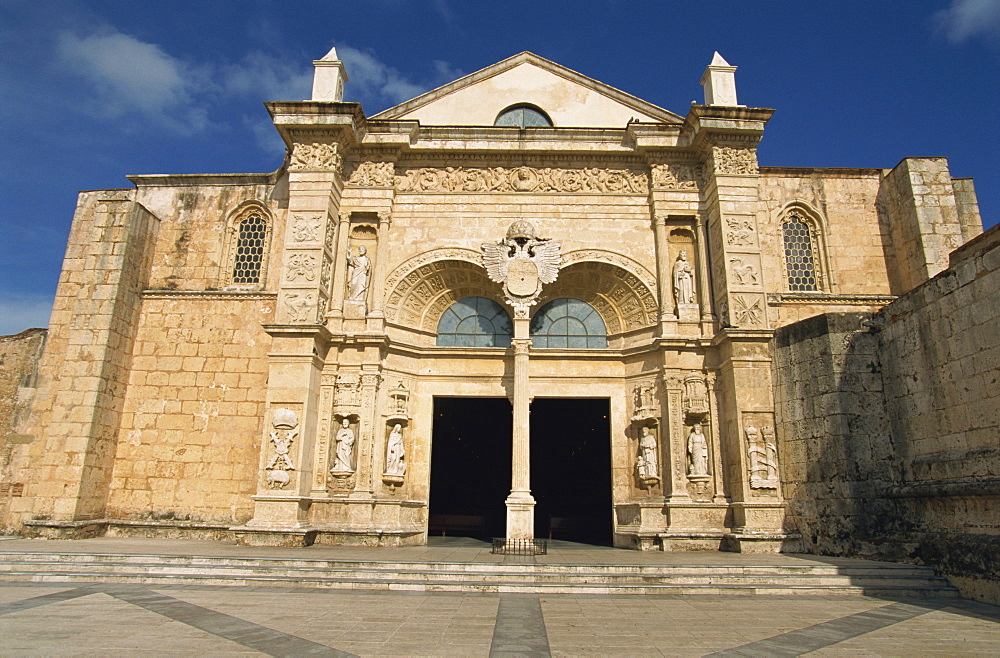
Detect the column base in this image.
<box><xmin>505</xmin><ymin>492</ymin><xmax>535</xmax><ymax>540</ymax></box>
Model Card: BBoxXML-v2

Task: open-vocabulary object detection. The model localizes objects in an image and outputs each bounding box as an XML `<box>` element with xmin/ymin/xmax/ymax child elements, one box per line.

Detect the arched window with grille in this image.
<box><xmin>782</xmin><ymin>211</ymin><xmax>820</xmax><ymax>292</ymax></box>
<box><xmin>226</xmin><ymin>205</ymin><xmax>272</xmax><ymax>288</ymax></box>
<box><xmin>436</xmin><ymin>297</ymin><xmax>513</xmax><ymax>347</ymax></box>
<box><xmin>530</xmin><ymin>298</ymin><xmax>607</xmax><ymax>349</ymax></box>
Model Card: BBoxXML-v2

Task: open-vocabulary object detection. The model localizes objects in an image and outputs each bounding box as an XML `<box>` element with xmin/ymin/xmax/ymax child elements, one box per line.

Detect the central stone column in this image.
<box><xmin>506</xmin><ymin>316</ymin><xmax>535</xmax><ymax>540</ymax></box>
<box><xmin>480</xmin><ymin>219</ymin><xmax>561</xmax><ymax>544</ymax></box>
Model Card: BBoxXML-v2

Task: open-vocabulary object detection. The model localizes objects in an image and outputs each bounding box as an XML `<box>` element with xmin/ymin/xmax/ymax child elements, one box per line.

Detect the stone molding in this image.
<box><xmin>395</xmin><ymin>165</ymin><xmax>649</xmax><ymax>194</ymax></box>
<box><xmin>142</xmin><ymin>290</ymin><xmax>278</xmax><ymax>300</ymax></box>
<box><xmin>766</xmin><ymin>293</ymin><xmax>897</xmax><ymax>305</ymax></box>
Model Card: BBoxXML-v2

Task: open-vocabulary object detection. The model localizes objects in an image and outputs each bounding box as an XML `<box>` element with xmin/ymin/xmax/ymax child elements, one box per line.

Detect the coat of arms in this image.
<box><xmin>481</xmin><ymin>220</ymin><xmax>561</xmax><ymax>312</ymax></box>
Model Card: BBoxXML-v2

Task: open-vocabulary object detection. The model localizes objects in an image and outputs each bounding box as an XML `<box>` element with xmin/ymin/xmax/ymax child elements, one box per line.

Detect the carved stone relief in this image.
<box><xmin>731</xmin><ymin>294</ymin><xmax>765</xmax><ymax>327</ymax></box>
<box><xmin>481</xmin><ymin>220</ymin><xmax>561</xmax><ymax>313</ymax></box>
<box><xmin>712</xmin><ymin>146</ymin><xmax>758</xmax><ymax>175</ymax></box>
<box><xmin>290</xmin><ymin>215</ymin><xmax>322</xmax><ymax>242</ymax></box>
<box><xmin>286</xmin><ymin>253</ymin><xmax>317</xmax><ymax>282</ymax></box>
<box><xmin>650</xmin><ymin>163</ymin><xmax>700</xmax><ymax>190</ymax></box>
<box><xmin>334</xmin><ymin>373</ymin><xmax>359</xmax><ymax>407</ymax></box>
<box><xmin>289</xmin><ymin>142</ymin><xmax>342</xmax><ymax>171</ymax></box>
<box><xmin>725</xmin><ymin>216</ymin><xmax>757</xmax><ymax>247</ymax></box>
<box><xmin>631</xmin><ymin>382</ymin><xmax>657</xmax><ymax>421</ymax></box>
<box><xmin>284</xmin><ymin>292</ymin><xmax>317</xmax><ymax>323</ymax></box>
<box><xmin>729</xmin><ymin>257</ymin><xmax>759</xmax><ymax>286</ymax></box>
<box><xmin>396</xmin><ymin>166</ymin><xmax>649</xmax><ymax>194</ymax></box>
<box><xmin>683</xmin><ymin>375</ymin><xmax>710</xmax><ymax>417</ymax></box>
<box><xmin>265</xmin><ymin>408</ymin><xmax>298</xmax><ymax>489</ymax></box>
<box><xmin>347</xmin><ymin>161</ymin><xmax>395</xmax><ymax>187</ymax></box>
<box><xmin>746</xmin><ymin>420</ymin><xmax>779</xmax><ymax>489</ymax></box>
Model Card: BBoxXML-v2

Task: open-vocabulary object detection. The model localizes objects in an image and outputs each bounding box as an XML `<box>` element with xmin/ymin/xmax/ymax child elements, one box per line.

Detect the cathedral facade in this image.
<box><xmin>1</xmin><ymin>51</ymin><xmax>984</xmax><ymax>551</ymax></box>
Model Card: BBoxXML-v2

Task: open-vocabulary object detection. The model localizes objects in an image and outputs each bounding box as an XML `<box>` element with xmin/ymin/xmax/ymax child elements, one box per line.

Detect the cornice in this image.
<box><xmin>142</xmin><ymin>289</ymin><xmax>278</xmax><ymax>300</ymax></box>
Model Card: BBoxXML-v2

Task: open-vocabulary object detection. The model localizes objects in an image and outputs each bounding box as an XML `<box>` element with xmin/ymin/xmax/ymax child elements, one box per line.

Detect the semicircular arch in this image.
<box><xmin>535</xmin><ymin>260</ymin><xmax>658</xmax><ymax>334</ymax></box>
<box><xmin>385</xmin><ymin>256</ymin><xmax>505</xmax><ymax>333</ymax></box>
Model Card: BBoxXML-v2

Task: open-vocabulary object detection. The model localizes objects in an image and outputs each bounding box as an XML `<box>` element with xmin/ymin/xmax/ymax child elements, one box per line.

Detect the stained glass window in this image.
<box><xmin>232</xmin><ymin>213</ymin><xmax>268</xmax><ymax>284</ymax></box>
<box><xmin>494</xmin><ymin>104</ymin><xmax>553</xmax><ymax>128</ymax></box>
<box><xmin>783</xmin><ymin>214</ymin><xmax>818</xmax><ymax>291</ymax></box>
<box><xmin>530</xmin><ymin>298</ymin><xmax>607</xmax><ymax>349</ymax></box>
<box><xmin>436</xmin><ymin>297</ymin><xmax>513</xmax><ymax>347</ymax></box>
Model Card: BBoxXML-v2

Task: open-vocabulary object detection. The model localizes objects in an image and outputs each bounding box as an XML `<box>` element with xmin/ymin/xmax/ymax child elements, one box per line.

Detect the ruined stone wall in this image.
<box><xmin>0</xmin><ymin>329</ymin><xmax>46</xmax><ymax>531</ymax></box>
<box><xmin>773</xmin><ymin>224</ymin><xmax>1000</xmax><ymax>604</ymax></box>
<box><xmin>773</xmin><ymin>313</ymin><xmax>902</xmax><ymax>554</ymax></box>
<box><xmin>879</xmin><ymin>224</ymin><xmax>1000</xmax><ymax>603</ymax></box>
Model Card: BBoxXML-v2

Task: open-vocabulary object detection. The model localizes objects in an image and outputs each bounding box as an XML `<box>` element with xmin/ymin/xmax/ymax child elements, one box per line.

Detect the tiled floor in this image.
<box><xmin>1</xmin><ymin>536</ymin><xmax>998</xmax><ymax>656</ymax></box>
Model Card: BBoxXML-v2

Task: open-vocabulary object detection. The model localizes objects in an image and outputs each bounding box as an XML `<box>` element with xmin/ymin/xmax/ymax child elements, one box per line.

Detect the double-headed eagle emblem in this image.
<box><xmin>481</xmin><ymin>220</ymin><xmax>561</xmax><ymax>309</ymax></box>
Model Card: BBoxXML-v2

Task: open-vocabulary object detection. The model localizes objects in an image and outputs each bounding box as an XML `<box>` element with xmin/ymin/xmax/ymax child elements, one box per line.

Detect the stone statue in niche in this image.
<box><xmin>332</xmin><ymin>418</ymin><xmax>356</xmax><ymax>472</ymax></box>
<box><xmin>347</xmin><ymin>245</ymin><xmax>371</xmax><ymax>301</ymax></box>
<box><xmin>687</xmin><ymin>424</ymin><xmax>709</xmax><ymax>477</ymax></box>
<box><xmin>636</xmin><ymin>426</ymin><xmax>659</xmax><ymax>482</ymax></box>
<box><xmin>632</xmin><ymin>382</ymin><xmax>656</xmax><ymax>421</ymax></box>
<box><xmin>384</xmin><ymin>423</ymin><xmax>406</xmax><ymax>477</ymax></box>
<box><xmin>390</xmin><ymin>381</ymin><xmax>409</xmax><ymax>416</ymax></box>
<box><xmin>746</xmin><ymin>424</ymin><xmax>779</xmax><ymax>488</ymax></box>
<box><xmin>673</xmin><ymin>250</ymin><xmax>695</xmax><ymax>306</ymax></box>
<box><xmin>265</xmin><ymin>408</ymin><xmax>298</xmax><ymax>489</ymax></box>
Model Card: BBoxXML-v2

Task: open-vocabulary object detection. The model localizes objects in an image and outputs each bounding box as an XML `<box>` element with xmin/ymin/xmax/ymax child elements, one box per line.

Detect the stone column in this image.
<box><xmin>244</xmin><ymin>139</ymin><xmax>344</xmax><ymax>539</ymax></box>
<box><xmin>368</xmin><ymin>211</ymin><xmax>391</xmax><ymax>321</ymax></box>
<box><xmin>695</xmin><ymin>216</ymin><xmax>714</xmax><ymax>331</ymax></box>
<box><xmin>651</xmin><ymin>213</ymin><xmax>675</xmax><ymax>334</ymax></box>
<box><xmin>350</xmin><ymin>369</ymin><xmax>381</xmax><ymax>500</ymax></box>
<box><xmin>326</xmin><ymin>210</ymin><xmax>351</xmax><ymax>328</ymax></box>
<box><xmin>506</xmin><ymin>314</ymin><xmax>535</xmax><ymax>540</ymax></box>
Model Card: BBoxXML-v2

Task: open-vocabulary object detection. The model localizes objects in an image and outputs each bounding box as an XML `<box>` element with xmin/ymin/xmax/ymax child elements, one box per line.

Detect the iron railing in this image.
<box><xmin>491</xmin><ymin>537</ymin><xmax>547</xmax><ymax>555</ymax></box>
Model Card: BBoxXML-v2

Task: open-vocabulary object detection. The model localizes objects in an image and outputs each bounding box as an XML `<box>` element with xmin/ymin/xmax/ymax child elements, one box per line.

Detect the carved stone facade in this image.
<box><xmin>0</xmin><ymin>51</ymin><xmax>985</xmax><ymax>562</ymax></box>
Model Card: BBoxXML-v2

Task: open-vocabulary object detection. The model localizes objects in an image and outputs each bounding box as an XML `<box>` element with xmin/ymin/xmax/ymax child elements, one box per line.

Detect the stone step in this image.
<box><xmin>0</xmin><ymin>551</ymin><xmax>958</xmax><ymax>596</ymax></box>
<box><xmin>0</xmin><ymin>570</ymin><xmax>957</xmax><ymax>597</ymax></box>
<box><xmin>0</xmin><ymin>552</ymin><xmax>943</xmax><ymax>577</ymax></box>
<box><xmin>0</xmin><ymin>561</ymin><xmax>951</xmax><ymax>588</ymax></box>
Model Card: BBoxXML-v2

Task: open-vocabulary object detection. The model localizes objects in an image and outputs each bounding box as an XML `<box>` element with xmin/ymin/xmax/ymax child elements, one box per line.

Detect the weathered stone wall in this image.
<box><xmin>774</xmin><ymin>224</ymin><xmax>1000</xmax><ymax>604</ymax></box>
<box><xmin>104</xmin><ymin>294</ymin><xmax>274</xmax><ymax>524</ymax></box>
<box><xmin>0</xmin><ymin>328</ymin><xmax>47</xmax><ymax>531</ymax></box>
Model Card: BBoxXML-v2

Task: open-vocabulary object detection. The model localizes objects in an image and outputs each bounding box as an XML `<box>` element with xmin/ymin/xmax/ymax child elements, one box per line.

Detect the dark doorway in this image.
<box><xmin>530</xmin><ymin>398</ymin><xmax>613</xmax><ymax>545</ymax></box>
<box><xmin>429</xmin><ymin>397</ymin><xmax>512</xmax><ymax>539</ymax></box>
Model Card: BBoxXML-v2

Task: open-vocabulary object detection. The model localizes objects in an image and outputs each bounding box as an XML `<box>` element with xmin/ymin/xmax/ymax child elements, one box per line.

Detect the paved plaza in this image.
<box><xmin>1</xmin><ymin>537</ymin><xmax>998</xmax><ymax>656</ymax></box>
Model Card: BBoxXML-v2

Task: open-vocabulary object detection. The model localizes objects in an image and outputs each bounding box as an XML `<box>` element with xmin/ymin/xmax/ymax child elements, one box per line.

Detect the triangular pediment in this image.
<box><xmin>371</xmin><ymin>52</ymin><xmax>682</xmax><ymax>127</ymax></box>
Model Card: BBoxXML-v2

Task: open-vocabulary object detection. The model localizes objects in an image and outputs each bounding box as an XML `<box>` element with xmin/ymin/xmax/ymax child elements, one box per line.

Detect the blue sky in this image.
<box><xmin>1</xmin><ymin>0</ymin><xmax>998</xmax><ymax>334</ymax></box>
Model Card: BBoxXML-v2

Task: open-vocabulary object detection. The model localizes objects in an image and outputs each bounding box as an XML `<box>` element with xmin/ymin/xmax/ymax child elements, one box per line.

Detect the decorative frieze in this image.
<box><xmin>711</xmin><ymin>146</ymin><xmax>759</xmax><ymax>175</ymax></box>
<box><xmin>264</xmin><ymin>408</ymin><xmax>298</xmax><ymax>489</ymax></box>
<box><xmin>290</xmin><ymin>215</ymin><xmax>322</xmax><ymax>242</ymax></box>
<box><xmin>289</xmin><ymin>142</ymin><xmax>343</xmax><ymax>171</ymax></box>
<box><xmin>731</xmin><ymin>294</ymin><xmax>765</xmax><ymax>327</ymax></box>
<box><xmin>347</xmin><ymin>161</ymin><xmax>395</xmax><ymax>186</ymax></box>
<box><xmin>650</xmin><ymin>163</ymin><xmax>700</xmax><ymax>190</ymax></box>
<box><xmin>285</xmin><ymin>253</ymin><xmax>318</xmax><ymax>282</ymax></box>
<box><xmin>283</xmin><ymin>292</ymin><xmax>317</xmax><ymax>323</ymax></box>
<box><xmin>395</xmin><ymin>166</ymin><xmax>649</xmax><ymax>194</ymax></box>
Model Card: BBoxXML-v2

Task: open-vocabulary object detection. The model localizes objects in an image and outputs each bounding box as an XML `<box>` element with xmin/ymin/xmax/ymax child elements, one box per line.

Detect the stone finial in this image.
<box><xmin>699</xmin><ymin>51</ymin><xmax>741</xmax><ymax>106</ymax></box>
<box><xmin>311</xmin><ymin>46</ymin><xmax>349</xmax><ymax>101</ymax></box>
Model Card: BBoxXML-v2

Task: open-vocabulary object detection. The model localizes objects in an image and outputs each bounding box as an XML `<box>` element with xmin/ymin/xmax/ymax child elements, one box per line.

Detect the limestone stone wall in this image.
<box><xmin>773</xmin><ymin>224</ymin><xmax>1000</xmax><ymax>604</ymax></box>
<box><xmin>104</xmin><ymin>294</ymin><xmax>274</xmax><ymax>524</ymax></box>
<box><xmin>0</xmin><ymin>328</ymin><xmax>46</xmax><ymax>531</ymax></box>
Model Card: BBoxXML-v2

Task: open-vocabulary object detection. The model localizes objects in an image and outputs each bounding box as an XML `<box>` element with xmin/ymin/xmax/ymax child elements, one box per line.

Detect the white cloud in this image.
<box><xmin>57</xmin><ymin>28</ymin><xmax>208</xmax><ymax>132</ymax></box>
<box><xmin>221</xmin><ymin>51</ymin><xmax>313</xmax><ymax>102</ymax></box>
<box><xmin>56</xmin><ymin>25</ymin><xmax>314</xmax><ymax>134</ymax></box>
<box><xmin>935</xmin><ymin>0</ymin><xmax>1000</xmax><ymax>44</ymax></box>
<box><xmin>0</xmin><ymin>294</ymin><xmax>53</xmax><ymax>336</ymax></box>
<box><xmin>337</xmin><ymin>45</ymin><xmax>464</xmax><ymax>112</ymax></box>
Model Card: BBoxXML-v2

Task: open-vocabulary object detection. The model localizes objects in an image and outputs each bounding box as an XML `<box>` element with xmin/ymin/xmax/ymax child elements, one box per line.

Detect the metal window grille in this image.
<box><xmin>232</xmin><ymin>214</ymin><xmax>267</xmax><ymax>284</ymax></box>
<box><xmin>783</xmin><ymin>216</ymin><xmax>818</xmax><ymax>291</ymax></box>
